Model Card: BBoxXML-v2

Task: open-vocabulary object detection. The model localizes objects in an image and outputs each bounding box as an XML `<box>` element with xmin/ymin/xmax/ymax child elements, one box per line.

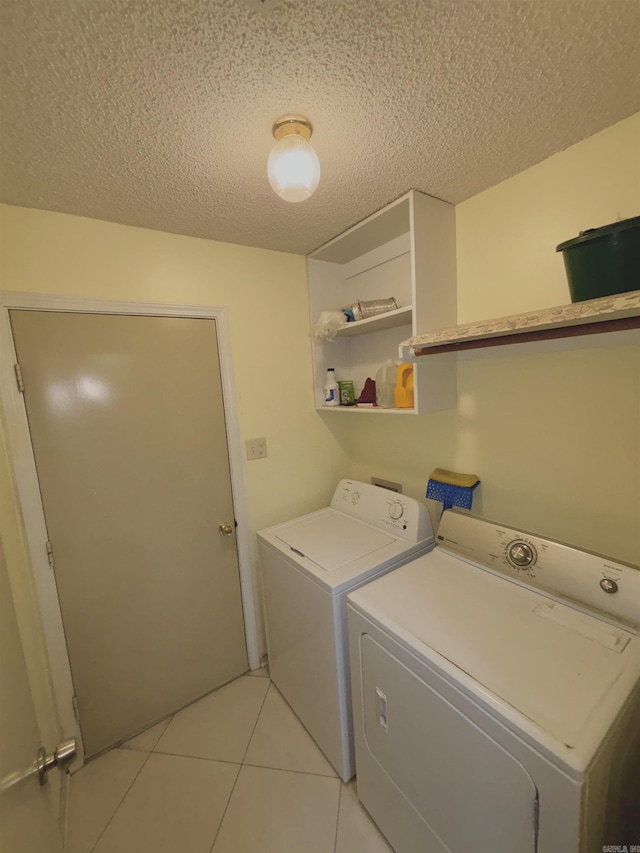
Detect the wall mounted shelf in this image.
<box><xmin>334</xmin><ymin>306</ymin><xmax>413</xmax><ymax>337</ymax></box>
<box><xmin>399</xmin><ymin>290</ymin><xmax>640</xmax><ymax>359</ymax></box>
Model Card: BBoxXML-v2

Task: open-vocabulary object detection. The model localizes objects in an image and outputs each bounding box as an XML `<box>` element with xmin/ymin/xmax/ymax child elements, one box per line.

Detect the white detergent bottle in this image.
<box><xmin>375</xmin><ymin>360</ymin><xmax>397</xmax><ymax>408</ymax></box>
<box><xmin>324</xmin><ymin>368</ymin><xmax>340</xmax><ymax>406</ymax></box>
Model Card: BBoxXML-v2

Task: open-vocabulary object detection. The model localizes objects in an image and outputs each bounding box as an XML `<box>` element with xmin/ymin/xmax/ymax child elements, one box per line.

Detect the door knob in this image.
<box><xmin>38</xmin><ymin>738</ymin><xmax>77</xmax><ymax>786</ymax></box>
<box><xmin>0</xmin><ymin>737</ymin><xmax>77</xmax><ymax>792</ymax></box>
<box><xmin>218</xmin><ymin>522</ymin><xmax>233</xmax><ymax>536</ymax></box>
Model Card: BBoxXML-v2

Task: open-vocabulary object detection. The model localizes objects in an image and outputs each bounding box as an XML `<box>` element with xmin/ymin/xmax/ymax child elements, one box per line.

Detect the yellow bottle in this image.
<box><xmin>394</xmin><ymin>363</ymin><xmax>414</xmax><ymax>408</ymax></box>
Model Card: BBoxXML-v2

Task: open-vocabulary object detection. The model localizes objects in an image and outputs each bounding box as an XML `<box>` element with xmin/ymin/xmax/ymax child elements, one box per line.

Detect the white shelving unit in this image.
<box><xmin>307</xmin><ymin>190</ymin><xmax>457</xmax><ymax>414</ymax></box>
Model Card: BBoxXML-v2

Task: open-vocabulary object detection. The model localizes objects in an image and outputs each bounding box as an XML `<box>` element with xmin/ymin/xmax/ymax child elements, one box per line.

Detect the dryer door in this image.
<box><xmin>360</xmin><ymin>634</ymin><xmax>538</xmax><ymax>853</ymax></box>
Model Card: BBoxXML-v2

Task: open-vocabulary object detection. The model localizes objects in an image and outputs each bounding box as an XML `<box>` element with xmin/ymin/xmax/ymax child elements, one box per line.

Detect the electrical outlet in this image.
<box><xmin>246</xmin><ymin>437</ymin><xmax>267</xmax><ymax>460</ymax></box>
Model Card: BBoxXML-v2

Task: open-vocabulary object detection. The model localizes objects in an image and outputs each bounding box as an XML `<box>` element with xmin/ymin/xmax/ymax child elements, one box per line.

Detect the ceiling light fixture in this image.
<box><xmin>267</xmin><ymin>115</ymin><xmax>320</xmax><ymax>203</ymax></box>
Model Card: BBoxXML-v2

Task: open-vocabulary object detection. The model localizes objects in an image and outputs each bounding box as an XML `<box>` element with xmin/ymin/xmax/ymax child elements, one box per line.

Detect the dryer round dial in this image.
<box><xmin>388</xmin><ymin>501</ymin><xmax>404</xmax><ymax>520</ymax></box>
<box><xmin>506</xmin><ymin>540</ymin><xmax>536</xmax><ymax>569</ymax></box>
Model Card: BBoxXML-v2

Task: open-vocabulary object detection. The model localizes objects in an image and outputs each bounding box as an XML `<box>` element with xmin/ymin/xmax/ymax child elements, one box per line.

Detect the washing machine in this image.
<box><xmin>257</xmin><ymin>479</ymin><xmax>434</xmax><ymax>782</ymax></box>
<box><xmin>348</xmin><ymin>509</ymin><xmax>640</xmax><ymax>853</ymax></box>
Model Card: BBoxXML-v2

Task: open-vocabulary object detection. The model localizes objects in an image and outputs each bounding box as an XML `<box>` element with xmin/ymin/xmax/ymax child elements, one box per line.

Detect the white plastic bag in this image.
<box><xmin>310</xmin><ymin>311</ymin><xmax>346</xmax><ymax>342</ymax></box>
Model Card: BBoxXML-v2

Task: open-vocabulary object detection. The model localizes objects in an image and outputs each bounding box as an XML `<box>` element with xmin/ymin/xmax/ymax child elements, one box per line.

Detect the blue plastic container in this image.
<box><xmin>426</xmin><ymin>479</ymin><xmax>480</xmax><ymax>511</ymax></box>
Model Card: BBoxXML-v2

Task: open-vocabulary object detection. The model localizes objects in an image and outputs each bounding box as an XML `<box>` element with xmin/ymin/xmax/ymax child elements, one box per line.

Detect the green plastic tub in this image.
<box><xmin>556</xmin><ymin>215</ymin><xmax>640</xmax><ymax>302</ymax></box>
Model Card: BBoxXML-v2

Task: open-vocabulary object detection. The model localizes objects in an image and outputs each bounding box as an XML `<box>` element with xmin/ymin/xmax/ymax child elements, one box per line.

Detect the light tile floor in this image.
<box><xmin>66</xmin><ymin>669</ymin><xmax>392</xmax><ymax>853</ymax></box>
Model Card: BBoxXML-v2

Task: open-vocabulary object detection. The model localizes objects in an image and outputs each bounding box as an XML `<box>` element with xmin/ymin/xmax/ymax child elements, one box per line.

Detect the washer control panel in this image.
<box><xmin>436</xmin><ymin>509</ymin><xmax>640</xmax><ymax>631</ymax></box>
<box><xmin>330</xmin><ymin>480</ymin><xmax>433</xmax><ymax>543</ymax></box>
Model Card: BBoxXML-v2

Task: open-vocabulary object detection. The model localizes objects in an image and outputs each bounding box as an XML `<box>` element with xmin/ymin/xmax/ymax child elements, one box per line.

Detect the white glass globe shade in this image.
<box><xmin>267</xmin><ymin>133</ymin><xmax>320</xmax><ymax>202</ymax></box>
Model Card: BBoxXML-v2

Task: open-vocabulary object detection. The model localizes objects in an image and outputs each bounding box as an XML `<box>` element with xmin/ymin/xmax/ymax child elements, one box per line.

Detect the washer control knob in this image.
<box><xmin>507</xmin><ymin>541</ymin><xmax>535</xmax><ymax>568</ymax></box>
<box><xmin>388</xmin><ymin>501</ymin><xmax>404</xmax><ymax>520</ymax></box>
<box><xmin>599</xmin><ymin>578</ymin><xmax>619</xmax><ymax>594</ymax></box>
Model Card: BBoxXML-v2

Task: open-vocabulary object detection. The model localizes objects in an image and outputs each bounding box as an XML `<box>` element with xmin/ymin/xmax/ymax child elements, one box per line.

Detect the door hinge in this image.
<box><xmin>14</xmin><ymin>363</ymin><xmax>24</xmax><ymax>393</ymax></box>
<box><xmin>72</xmin><ymin>695</ymin><xmax>81</xmax><ymax>725</ymax></box>
<box><xmin>46</xmin><ymin>541</ymin><xmax>55</xmax><ymax>571</ymax></box>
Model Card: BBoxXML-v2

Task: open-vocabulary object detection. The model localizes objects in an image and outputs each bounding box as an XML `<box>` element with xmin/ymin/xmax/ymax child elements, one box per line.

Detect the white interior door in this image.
<box><xmin>9</xmin><ymin>311</ymin><xmax>248</xmax><ymax>758</ymax></box>
<box><xmin>0</xmin><ymin>540</ymin><xmax>64</xmax><ymax>853</ymax></box>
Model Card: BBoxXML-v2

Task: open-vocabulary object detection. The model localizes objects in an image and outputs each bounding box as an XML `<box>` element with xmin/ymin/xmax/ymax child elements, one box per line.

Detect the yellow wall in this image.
<box><xmin>0</xmin><ymin>205</ymin><xmax>353</xmax><ymax>664</ymax></box>
<box><xmin>350</xmin><ymin>114</ymin><xmax>640</xmax><ymax>564</ymax></box>
<box><xmin>350</xmin><ymin>342</ymin><xmax>640</xmax><ymax>564</ymax></box>
<box><xmin>456</xmin><ymin>112</ymin><xmax>640</xmax><ymax>322</ymax></box>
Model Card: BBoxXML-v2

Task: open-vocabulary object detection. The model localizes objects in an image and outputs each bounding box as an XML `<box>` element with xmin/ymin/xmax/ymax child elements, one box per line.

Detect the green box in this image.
<box><xmin>556</xmin><ymin>215</ymin><xmax>640</xmax><ymax>303</ymax></box>
<box><xmin>338</xmin><ymin>380</ymin><xmax>355</xmax><ymax>406</ymax></box>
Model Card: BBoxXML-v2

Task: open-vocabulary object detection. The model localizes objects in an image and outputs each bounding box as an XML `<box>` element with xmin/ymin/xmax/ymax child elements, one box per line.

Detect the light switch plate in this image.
<box><xmin>246</xmin><ymin>437</ymin><xmax>267</xmax><ymax>460</ymax></box>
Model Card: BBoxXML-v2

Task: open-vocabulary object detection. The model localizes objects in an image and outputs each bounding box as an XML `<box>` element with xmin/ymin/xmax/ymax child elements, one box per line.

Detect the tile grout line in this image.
<box><xmin>120</xmin><ymin>716</ymin><xmax>173</xmax><ymax>754</ymax></box>
<box><xmin>240</xmin><ymin>680</ymin><xmax>272</xmax><ymax>765</ymax></box>
<box><xmin>148</xmin><ymin>744</ymin><xmax>338</xmax><ymax>780</ymax></box>
<box><xmin>149</xmin><ymin>748</ymin><xmax>243</xmax><ymax>767</ymax></box>
<box><xmin>207</xmin><ymin>678</ymin><xmax>272</xmax><ymax>853</ymax></box>
<box><xmin>87</xmin><ymin>749</ymin><xmax>154</xmax><ymax>853</ymax></box>
<box><xmin>333</xmin><ymin>780</ymin><xmax>345</xmax><ymax>853</ymax></box>
<box><xmin>241</xmin><ymin>760</ymin><xmax>338</xmax><ymax>780</ymax></box>
<box><xmin>206</xmin><ymin>763</ymin><xmax>242</xmax><ymax>853</ymax></box>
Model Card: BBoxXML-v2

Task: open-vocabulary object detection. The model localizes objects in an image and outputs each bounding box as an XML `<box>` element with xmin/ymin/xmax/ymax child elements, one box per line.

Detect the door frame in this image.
<box><xmin>0</xmin><ymin>292</ymin><xmax>261</xmax><ymax>768</ymax></box>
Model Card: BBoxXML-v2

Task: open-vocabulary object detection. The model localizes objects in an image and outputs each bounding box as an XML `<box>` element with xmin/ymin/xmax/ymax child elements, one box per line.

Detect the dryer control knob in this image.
<box><xmin>507</xmin><ymin>541</ymin><xmax>535</xmax><ymax>568</ymax></box>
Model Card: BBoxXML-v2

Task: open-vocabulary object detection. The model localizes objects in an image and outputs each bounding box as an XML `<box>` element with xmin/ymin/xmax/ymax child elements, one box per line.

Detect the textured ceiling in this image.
<box><xmin>1</xmin><ymin>0</ymin><xmax>639</xmax><ymax>255</ymax></box>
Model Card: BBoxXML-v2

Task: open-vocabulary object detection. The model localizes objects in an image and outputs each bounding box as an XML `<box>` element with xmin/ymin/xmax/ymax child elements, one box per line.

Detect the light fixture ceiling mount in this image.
<box><xmin>272</xmin><ymin>114</ymin><xmax>313</xmax><ymax>141</ymax></box>
<box><xmin>267</xmin><ymin>114</ymin><xmax>320</xmax><ymax>203</ymax></box>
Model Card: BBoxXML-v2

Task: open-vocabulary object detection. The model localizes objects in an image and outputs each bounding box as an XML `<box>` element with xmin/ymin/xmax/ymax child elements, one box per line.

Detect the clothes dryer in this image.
<box><xmin>348</xmin><ymin>509</ymin><xmax>640</xmax><ymax>853</ymax></box>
